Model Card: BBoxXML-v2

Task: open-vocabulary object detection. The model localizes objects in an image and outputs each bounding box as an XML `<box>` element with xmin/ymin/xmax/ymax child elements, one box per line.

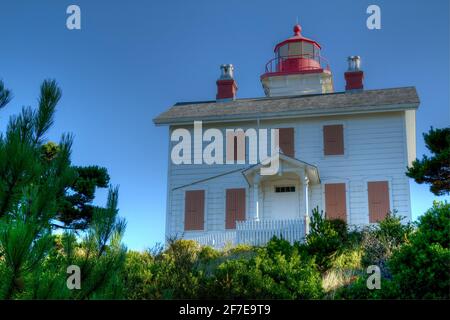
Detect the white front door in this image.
<box><xmin>264</xmin><ymin>183</ymin><xmax>300</xmax><ymax>220</ymax></box>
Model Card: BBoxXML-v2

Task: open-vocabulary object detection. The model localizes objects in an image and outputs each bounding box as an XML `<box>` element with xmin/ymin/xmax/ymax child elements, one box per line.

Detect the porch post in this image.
<box><xmin>303</xmin><ymin>176</ymin><xmax>310</xmax><ymax>235</ymax></box>
<box><xmin>253</xmin><ymin>175</ymin><xmax>260</xmax><ymax>221</ymax></box>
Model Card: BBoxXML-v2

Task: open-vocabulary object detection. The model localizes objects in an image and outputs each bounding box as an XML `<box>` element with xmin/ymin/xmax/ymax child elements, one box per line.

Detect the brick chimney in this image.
<box><xmin>216</xmin><ymin>64</ymin><xmax>238</xmax><ymax>101</ymax></box>
<box><xmin>344</xmin><ymin>56</ymin><xmax>364</xmax><ymax>91</ymax></box>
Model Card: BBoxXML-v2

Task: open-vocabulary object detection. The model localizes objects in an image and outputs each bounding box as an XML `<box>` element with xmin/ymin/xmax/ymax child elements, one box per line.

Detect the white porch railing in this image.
<box><xmin>184</xmin><ymin>230</ymin><xmax>236</xmax><ymax>248</ymax></box>
<box><xmin>236</xmin><ymin>219</ymin><xmax>305</xmax><ymax>246</ymax></box>
<box><xmin>185</xmin><ymin>219</ymin><xmax>305</xmax><ymax>248</ymax></box>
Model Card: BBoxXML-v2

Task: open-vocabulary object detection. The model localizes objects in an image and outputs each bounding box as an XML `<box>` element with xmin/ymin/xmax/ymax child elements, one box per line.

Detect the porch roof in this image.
<box><xmin>242</xmin><ymin>153</ymin><xmax>320</xmax><ymax>185</ymax></box>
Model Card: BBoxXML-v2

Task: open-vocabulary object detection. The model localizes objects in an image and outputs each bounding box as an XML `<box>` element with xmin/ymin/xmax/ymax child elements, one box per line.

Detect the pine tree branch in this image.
<box><xmin>0</xmin><ymin>80</ymin><xmax>12</xmax><ymax>109</ymax></box>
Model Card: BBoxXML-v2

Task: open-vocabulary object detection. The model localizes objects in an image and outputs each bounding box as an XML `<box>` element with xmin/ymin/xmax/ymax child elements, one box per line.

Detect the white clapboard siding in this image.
<box><xmin>167</xmin><ymin>112</ymin><xmax>412</xmax><ymax>242</ymax></box>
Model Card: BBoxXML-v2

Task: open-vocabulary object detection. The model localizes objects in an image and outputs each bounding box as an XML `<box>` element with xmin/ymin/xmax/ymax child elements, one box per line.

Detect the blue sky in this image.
<box><xmin>0</xmin><ymin>0</ymin><xmax>448</xmax><ymax>251</ymax></box>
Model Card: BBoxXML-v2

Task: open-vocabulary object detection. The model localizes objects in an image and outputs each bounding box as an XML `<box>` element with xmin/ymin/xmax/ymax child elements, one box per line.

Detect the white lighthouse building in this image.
<box><xmin>154</xmin><ymin>24</ymin><xmax>419</xmax><ymax>248</ymax></box>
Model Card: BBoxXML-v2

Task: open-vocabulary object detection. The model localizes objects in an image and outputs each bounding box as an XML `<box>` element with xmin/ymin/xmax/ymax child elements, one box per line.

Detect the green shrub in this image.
<box><xmin>360</xmin><ymin>213</ymin><xmax>413</xmax><ymax>278</ymax></box>
<box><xmin>414</xmin><ymin>201</ymin><xmax>450</xmax><ymax>248</ymax></box>
<box><xmin>328</xmin><ymin>219</ymin><xmax>348</xmax><ymax>242</ymax></box>
<box><xmin>338</xmin><ymin>202</ymin><xmax>450</xmax><ymax>299</ymax></box>
<box><xmin>122</xmin><ymin>251</ymin><xmax>153</xmax><ymax>299</ymax></box>
<box><xmin>388</xmin><ymin>202</ymin><xmax>450</xmax><ymax>299</ymax></box>
<box><xmin>198</xmin><ymin>246</ymin><xmax>221</xmax><ymax>262</ymax></box>
<box><xmin>322</xmin><ymin>240</ymin><xmax>363</xmax><ymax>297</ymax></box>
<box><xmin>203</xmin><ymin>238</ymin><xmax>323</xmax><ymax>299</ymax></box>
<box><xmin>118</xmin><ymin>203</ymin><xmax>448</xmax><ymax>300</ymax></box>
<box><xmin>305</xmin><ymin>207</ymin><xmax>348</xmax><ymax>272</ymax></box>
<box><xmin>266</xmin><ymin>236</ymin><xmax>297</xmax><ymax>258</ymax></box>
<box><xmin>150</xmin><ymin>239</ymin><xmax>203</xmax><ymax>299</ymax></box>
<box><xmin>334</xmin><ymin>274</ymin><xmax>399</xmax><ymax>299</ymax></box>
<box><xmin>224</xmin><ymin>244</ymin><xmax>255</xmax><ymax>260</ymax></box>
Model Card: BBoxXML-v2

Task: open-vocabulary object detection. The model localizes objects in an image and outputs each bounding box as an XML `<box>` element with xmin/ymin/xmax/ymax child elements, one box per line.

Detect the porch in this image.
<box><xmin>185</xmin><ymin>218</ymin><xmax>306</xmax><ymax>248</ymax></box>
<box><xmin>185</xmin><ymin>153</ymin><xmax>319</xmax><ymax>249</ymax></box>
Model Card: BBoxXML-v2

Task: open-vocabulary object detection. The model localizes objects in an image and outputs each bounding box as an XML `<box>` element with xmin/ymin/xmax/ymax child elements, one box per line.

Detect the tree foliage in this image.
<box><xmin>388</xmin><ymin>201</ymin><xmax>450</xmax><ymax>299</ymax></box>
<box><xmin>407</xmin><ymin>127</ymin><xmax>450</xmax><ymax>196</ymax></box>
<box><xmin>0</xmin><ymin>79</ymin><xmax>126</xmax><ymax>299</ymax></box>
<box><xmin>0</xmin><ymin>79</ymin><xmax>110</xmax><ymax>229</ymax></box>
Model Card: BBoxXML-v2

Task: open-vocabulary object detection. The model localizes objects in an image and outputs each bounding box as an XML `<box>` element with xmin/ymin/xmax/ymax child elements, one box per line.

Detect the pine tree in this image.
<box><xmin>0</xmin><ymin>79</ymin><xmax>126</xmax><ymax>299</ymax></box>
<box><xmin>0</xmin><ymin>81</ymin><xmax>11</xmax><ymax>109</ymax></box>
<box><xmin>406</xmin><ymin>127</ymin><xmax>450</xmax><ymax>196</ymax></box>
<box><xmin>0</xmin><ymin>80</ymin><xmax>111</xmax><ymax>229</ymax></box>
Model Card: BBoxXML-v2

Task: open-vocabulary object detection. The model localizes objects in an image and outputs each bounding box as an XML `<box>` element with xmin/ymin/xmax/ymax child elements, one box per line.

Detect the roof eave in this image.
<box><xmin>153</xmin><ymin>102</ymin><xmax>419</xmax><ymax>126</ymax></box>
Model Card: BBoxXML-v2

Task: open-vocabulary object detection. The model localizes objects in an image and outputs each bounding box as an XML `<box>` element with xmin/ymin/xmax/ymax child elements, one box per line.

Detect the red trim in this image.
<box><xmin>274</xmin><ymin>37</ymin><xmax>321</xmax><ymax>52</ymax></box>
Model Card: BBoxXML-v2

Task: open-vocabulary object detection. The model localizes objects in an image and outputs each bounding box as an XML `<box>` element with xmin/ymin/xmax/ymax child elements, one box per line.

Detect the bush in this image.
<box><xmin>203</xmin><ymin>238</ymin><xmax>323</xmax><ymax>299</ymax></box>
<box><xmin>388</xmin><ymin>202</ymin><xmax>450</xmax><ymax>299</ymax></box>
<box><xmin>322</xmin><ymin>246</ymin><xmax>363</xmax><ymax>297</ymax></box>
<box><xmin>149</xmin><ymin>239</ymin><xmax>203</xmax><ymax>299</ymax></box>
<box><xmin>122</xmin><ymin>251</ymin><xmax>153</xmax><ymax>299</ymax></box>
<box><xmin>360</xmin><ymin>213</ymin><xmax>413</xmax><ymax>278</ymax></box>
<box><xmin>414</xmin><ymin>201</ymin><xmax>450</xmax><ymax>248</ymax></box>
<box><xmin>304</xmin><ymin>207</ymin><xmax>348</xmax><ymax>272</ymax></box>
<box><xmin>334</xmin><ymin>274</ymin><xmax>399</xmax><ymax>299</ymax></box>
<box><xmin>337</xmin><ymin>202</ymin><xmax>450</xmax><ymax>299</ymax></box>
<box><xmin>118</xmin><ymin>204</ymin><xmax>448</xmax><ymax>300</ymax></box>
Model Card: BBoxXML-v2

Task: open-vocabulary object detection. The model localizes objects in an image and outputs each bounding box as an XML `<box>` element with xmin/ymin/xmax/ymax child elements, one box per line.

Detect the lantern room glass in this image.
<box><xmin>302</xmin><ymin>42</ymin><xmax>314</xmax><ymax>58</ymax></box>
<box><xmin>277</xmin><ymin>42</ymin><xmax>319</xmax><ymax>58</ymax></box>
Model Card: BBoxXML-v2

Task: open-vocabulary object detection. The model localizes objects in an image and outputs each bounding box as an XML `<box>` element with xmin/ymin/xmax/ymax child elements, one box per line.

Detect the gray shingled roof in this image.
<box><xmin>153</xmin><ymin>87</ymin><xmax>419</xmax><ymax>125</ymax></box>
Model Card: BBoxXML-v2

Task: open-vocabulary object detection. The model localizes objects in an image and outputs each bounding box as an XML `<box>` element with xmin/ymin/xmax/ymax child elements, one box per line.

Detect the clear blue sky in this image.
<box><xmin>0</xmin><ymin>0</ymin><xmax>448</xmax><ymax>251</ymax></box>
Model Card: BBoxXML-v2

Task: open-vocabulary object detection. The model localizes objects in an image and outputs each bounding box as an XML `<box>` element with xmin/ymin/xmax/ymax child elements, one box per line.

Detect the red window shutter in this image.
<box><xmin>184</xmin><ymin>190</ymin><xmax>205</xmax><ymax>231</ymax></box>
<box><xmin>323</xmin><ymin>125</ymin><xmax>344</xmax><ymax>155</ymax></box>
<box><xmin>325</xmin><ymin>183</ymin><xmax>347</xmax><ymax>221</ymax></box>
<box><xmin>279</xmin><ymin>128</ymin><xmax>295</xmax><ymax>157</ymax></box>
<box><xmin>226</xmin><ymin>188</ymin><xmax>246</xmax><ymax>229</ymax></box>
<box><xmin>368</xmin><ymin>181</ymin><xmax>390</xmax><ymax>223</ymax></box>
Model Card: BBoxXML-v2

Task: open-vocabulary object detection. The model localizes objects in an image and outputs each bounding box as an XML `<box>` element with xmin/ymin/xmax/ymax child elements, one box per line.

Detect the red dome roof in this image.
<box><xmin>274</xmin><ymin>24</ymin><xmax>321</xmax><ymax>52</ymax></box>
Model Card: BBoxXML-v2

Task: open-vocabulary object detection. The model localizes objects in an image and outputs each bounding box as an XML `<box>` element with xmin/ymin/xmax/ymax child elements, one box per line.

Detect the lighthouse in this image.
<box><xmin>260</xmin><ymin>24</ymin><xmax>334</xmax><ymax>97</ymax></box>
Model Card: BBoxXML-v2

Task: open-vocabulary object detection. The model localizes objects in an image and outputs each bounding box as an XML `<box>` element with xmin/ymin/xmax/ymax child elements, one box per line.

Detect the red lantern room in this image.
<box><xmin>261</xmin><ymin>24</ymin><xmax>334</xmax><ymax>97</ymax></box>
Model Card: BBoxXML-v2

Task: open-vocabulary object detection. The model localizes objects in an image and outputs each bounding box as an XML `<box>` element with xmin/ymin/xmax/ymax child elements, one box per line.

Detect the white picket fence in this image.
<box><xmin>186</xmin><ymin>219</ymin><xmax>305</xmax><ymax>248</ymax></box>
<box><xmin>185</xmin><ymin>230</ymin><xmax>237</xmax><ymax>248</ymax></box>
<box><xmin>236</xmin><ymin>219</ymin><xmax>305</xmax><ymax>246</ymax></box>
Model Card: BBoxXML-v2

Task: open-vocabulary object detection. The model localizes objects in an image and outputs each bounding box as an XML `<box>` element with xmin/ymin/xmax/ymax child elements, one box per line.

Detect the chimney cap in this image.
<box><xmin>347</xmin><ymin>56</ymin><xmax>361</xmax><ymax>71</ymax></box>
<box><xmin>219</xmin><ymin>64</ymin><xmax>234</xmax><ymax>80</ymax></box>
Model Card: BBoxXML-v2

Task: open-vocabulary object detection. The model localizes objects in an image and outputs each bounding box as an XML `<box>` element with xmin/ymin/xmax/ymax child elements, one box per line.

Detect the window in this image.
<box><xmin>278</xmin><ymin>127</ymin><xmax>295</xmax><ymax>157</ymax></box>
<box><xmin>288</xmin><ymin>42</ymin><xmax>302</xmax><ymax>56</ymax></box>
<box><xmin>226</xmin><ymin>188</ymin><xmax>246</xmax><ymax>229</ymax></box>
<box><xmin>302</xmin><ymin>42</ymin><xmax>314</xmax><ymax>58</ymax></box>
<box><xmin>278</xmin><ymin>44</ymin><xmax>288</xmax><ymax>58</ymax></box>
<box><xmin>368</xmin><ymin>181</ymin><xmax>390</xmax><ymax>223</ymax></box>
<box><xmin>275</xmin><ymin>186</ymin><xmax>296</xmax><ymax>193</ymax></box>
<box><xmin>314</xmin><ymin>47</ymin><xmax>320</xmax><ymax>58</ymax></box>
<box><xmin>184</xmin><ymin>190</ymin><xmax>205</xmax><ymax>231</ymax></box>
<box><xmin>324</xmin><ymin>183</ymin><xmax>347</xmax><ymax>221</ymax></box>
<box><xmin>323</xmin><ymin>124</ymin><xmax>344</xmax><ymax>155</ymax></box>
